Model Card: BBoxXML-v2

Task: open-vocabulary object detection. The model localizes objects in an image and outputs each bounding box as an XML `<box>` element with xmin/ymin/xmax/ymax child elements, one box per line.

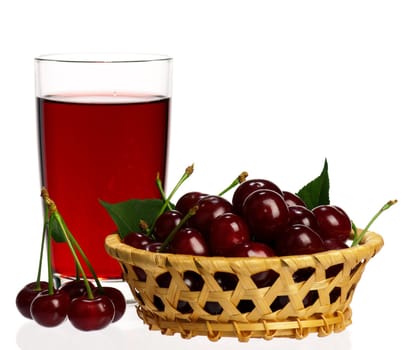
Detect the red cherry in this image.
<box><xmin>283</xmin><ymin>191</ymin><xmax>306</xmax><ymax>207</ymax></box>
<box><xmin>30</xmin><ymin>290</ymin><xmax>70</xmax><ymax>327</ymax></box>
<box><xmin>175</xmin><ymin>191</ymin><xmax>208</xmax><ymax>216</ymax></box>
<box><xmin>123</xmin><ymin>231</ymin><xmax>153</xmax><ymax>249</ymax></box>
<box><xmin>153</xmin><ymin>210</ymin><xmax>183</xmax><ymax>242</ymax></box>
<box><xmin>275</xmin><ymin>224</ymin><xmax>325</xmax><ymax>256</ymax></box>
<box><xmin>229</xmin><ymin>242</ymin><xmax>278</xmax><ymax>288</ymax></box>
<box><xmin>232</xmin><ymin>179</ymin><xmax>283</xmax><ymax>214</ymax></box>
<box><xmin>95</xmin><ymin>287</ymin><xmax>126</xmax><ymax>322</ymax></box>
<box><xmin>68</xmin><ymin>295</ymin><xmax>115</xmax><ymax>331</ymax></box>
<box><xmin>242</xmin><ymin>189</ymin><xmax>289</xmax><ymax>243</ymax></box>
<box><xmin>16</xmin><ymin>281</ymin><xmax>49</xmax><ymax>319</ymax></box>
<box><xmin>288</xmin><ymin>205</ymin><xmax>318</xmax><ymax>230</ymax></box>
<box><xmin>60</xmin><ymin>280</ymin><xmax>96</xmax><ymax>300</ymax></box>
<box><xmin>168</xmin><ymin>227</ymin><xmax>209</xmax><ymax>256</ymax></box>
<box><xmin>189</xmin><ymin>195</ymin><xmax>232</xmax><ymax>236</ymax></box>
<box><xmin>209</xmin><ymin>213</ymin><xmax>251</xmax><ymax>256</ymax></box>
<box><xmin>313</xmin><ymin>205</ymin><xmax>352</xmax><ymax>242</ymax></box>
<box><xmin>323</xmin><ymin>238</ymin><xmax>349</xmax><ymax>250</ymax></box>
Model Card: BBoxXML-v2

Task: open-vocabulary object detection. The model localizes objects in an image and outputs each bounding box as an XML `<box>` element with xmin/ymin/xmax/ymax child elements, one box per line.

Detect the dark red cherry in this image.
<box><xmin>175</xmin><ymin>191</ymin><xmax>208</xmax><ymax>216</ymax></box>
<box><xmin>275</xmin><ymin>224</ymin><xmax>325</xmax><ymax>256</ymax></box>
<box><xmin>189</xmin><ymin>195</ymin><xmax>232</xmax><ymax>236</ymax></box>
<box><xmin>68</xmin><ymin>295</ymin><xmax>115</xmax><ymax>331</ymax></box>
<box><xmin>16</xmin><ymin>281</ymin><xmax>49</xmax><ymax>319</ymax></box>
<box><xmin>313</xmin><ymin>205</ymin><xmax>352</xmax><ymax>242</ymax></box>
<box><xmin>95</xmin><ymin>287</ymin><xmax>126</xmax><ymax>322</ymax></box>
<box><xmin>323</xmin><ymin>238</ymin><xmax>349</xmax><ymax>250</ymax></box>
<box><xmin>168</xmin><ymin>227</ymin><xmax>209</xmax><ymax>256</ymax></box>
<box><xmin>30</xmin><ymin>290</ymin><xmax>70</xmax><ymax>327</ymax></box>
<box><xmin>153</xmin><ymin>210</ymin><xmax>183</xmax><ymax>242</ymax></box>
<box><xmin>123</xmin><ymin>231</ymin><xmax>153</xmax><ymax>249</ymax></box>
<box><xmin>288</xmin><ymin>205</ymin><xmax>318</xmax><ymax>230</ymax></box>
<box><xmin>229</xmin><ymin>242</ymin><xmax>278</xmax><ymax>288</ymax></box>
<box><xmin>60</xmin><ymin>280</ymin><xmax>96</xmax><ymax>300</ymax></box>
<box><xmin>145</xmin><ymin>242</ymin><xmax>162</xmax><ymax>252</ymax></box>
<box><xmin>232</xmin><ymin>179</ymin><xmax>283</xmax><ymax>214</ymax></box>
<box><xmin>242</xmin><ymin>189</ymin><xmax>289</xmax><ymax>243</ymax></box>
<box><xmin>283</xmin><ymin>191</ymin><xmax>306</xmax><ymax>207</ymax></box>
<box><xmin>209</xmin><ymin>213</ymin><xmax>251</xmax><ymax>256</ymax></box>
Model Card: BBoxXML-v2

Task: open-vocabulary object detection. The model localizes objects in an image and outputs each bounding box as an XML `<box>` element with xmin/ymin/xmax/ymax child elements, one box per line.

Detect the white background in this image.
<box><xmin>1</xmin><ymin>1</ymin><xmax>411</xmax><ymax>349</ymax></box>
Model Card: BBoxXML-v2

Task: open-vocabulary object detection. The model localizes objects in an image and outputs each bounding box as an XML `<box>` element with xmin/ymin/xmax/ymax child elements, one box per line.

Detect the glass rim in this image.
<box><xmin>35</xmin><ymin>52</ymin><xmax>172</xmax><ymax>64</ymax></box>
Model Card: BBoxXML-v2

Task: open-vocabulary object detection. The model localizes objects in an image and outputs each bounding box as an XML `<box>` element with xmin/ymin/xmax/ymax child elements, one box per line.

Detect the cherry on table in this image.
<box><xmin>30</xmin><ymin>290</ymin><xmax>70</xmax><ymax>327</ymax></box>
<box><xmin>209</xmin><ymin>213</ymin><xmax>250</xmax><ymax>256</ymax></box>
<box><xmin>68</xmin><ymin>295</ymin><xmax>115</xmax><ymax>331</ymax></box>
<box><xmin>60</xmin><ymin>279</ymin><xmax>96</xmax><ymax>300</ymax></box>
<box><xmin>95</xmin><ymin>286</ymin><xmax>126</xmax><ymax>322</ymax></box>
<box><xmin>16</xmin><ymin>281</ymin><xmax>49</xmax><ymax>319</ymax></box>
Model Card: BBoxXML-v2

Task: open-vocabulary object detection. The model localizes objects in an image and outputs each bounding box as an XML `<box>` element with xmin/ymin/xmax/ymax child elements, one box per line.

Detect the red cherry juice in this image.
<box><xmin>37</xmin><ymin>95</ymin><xmax>169</xmax><ymax>279</ymax></box>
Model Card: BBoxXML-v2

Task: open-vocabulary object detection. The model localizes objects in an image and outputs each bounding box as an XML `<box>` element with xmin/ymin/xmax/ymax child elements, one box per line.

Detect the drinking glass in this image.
<box><xmin>35</xmin><ymin>53</ymin><xmax>172</xmax><ymax>281</ymax></box>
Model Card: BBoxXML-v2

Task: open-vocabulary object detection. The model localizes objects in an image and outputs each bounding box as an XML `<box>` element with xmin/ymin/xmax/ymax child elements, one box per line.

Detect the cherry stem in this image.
<box><xmin>52</xmin><ymin>212</ymin><xmax>95</xmax><ymax>299</ymax></box>
<box><xmin>150</xmin><ymin>164</ymin><xmax>194</xmax><ymax>233</ymax></box>
<box><xmin>156</xmin><ymin>173</ymin><xmax>173</xmax><ymax>211</ymax></box>
<box><xmin>159</xmin><ymin>205</ymin><xmax>199</xmax><ymax>252</ymax></box>
<box><xmin>46</xmin><ymin>209</ymin><xmax>54</xmax><ymax>295</ymax></box>
<box><xmin>351</xmin><ymin>199</ymin><xmax>397</xmax><ymax>247</ymax></box>
<box><xmin>218</xmin><ymin>171</ymin><xmax>248</xmax><ymax>196</ymax></box>
<box><xmin>35</xmin><ymin>207</ymin><xmax>48</xmax><ymax>290</ymax></box>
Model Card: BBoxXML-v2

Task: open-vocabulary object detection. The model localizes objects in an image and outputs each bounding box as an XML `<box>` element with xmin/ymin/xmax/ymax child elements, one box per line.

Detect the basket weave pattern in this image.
<box><xmin>105</xmin><ymin>231</ymin><xmax>383</xmax><ymax>341</ymax></box>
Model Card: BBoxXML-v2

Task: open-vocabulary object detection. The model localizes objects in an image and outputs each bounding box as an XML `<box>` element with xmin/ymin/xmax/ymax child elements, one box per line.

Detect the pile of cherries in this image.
<box><xmin>16</xmin><ymin>279</ymin><xmax>126</xmax><ymax>330</ymax></box>
<box><xmin>123</xmin><ymin>178</ymin><xmax>352</xmax><ymax>259</ymax></box>
<box><xmin>15</xmin><ymin>188</ymin><xmax>126</xmax><ymax>331</ymax></box>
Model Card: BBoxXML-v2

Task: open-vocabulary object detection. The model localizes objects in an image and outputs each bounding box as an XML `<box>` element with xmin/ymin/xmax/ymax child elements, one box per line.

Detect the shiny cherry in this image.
<box><xmin>283</xmin><ymin>191</ymin><xmax>306</xmax><ymax>207</ymax></box>
<box><xmin>60</xmin><ymin>279</ymin><xmax>96</xmax><ymax>300</ymax></box>
<box><xmin>123</xmin><ymin>231</ymin><xmax>153</xmax><ymax>249</ymax></box>
<box><xmin>95</xmin><ymin>286</ymin><xmax>126</xmax><ymax>322</ymax></box>
<box><xmin>288</xmin><ymin>205</ymin><xmax>318</xmax><ymax>230</ymax></box>
<box><xmin>209</xmin><ymin>213</ymin><xmax>250</xmax><ymax>256</ymax></box>
<box><xmin>175</xmin><ymin>191</ymin><xmax>208</xmax><ymax>216</ymax></box>
<box><xmin>153</xmin><ymin>210</ymin><xmax>183</xmax><ymax>242</ymax></box>
<box><xmin>232</xmin><ymin>179</ymin><xmax>283</xmax><ymax>214</ymax></box>
<box><xmin>323</xmin><ymin>238</ymin><xmax>349</xmax><ymax>250</ymax></box>
<box><xmin>313</xmin><ymin>205</ymin><xmax>352</xmax><ymax>242</ymax></box>
<box><xmin>68</xmin><ymin>295</ymin><xmax>115</xmax><ymax>331</ymax></box>
<box><xmin>275</xmin><ymin>224</ymin><xmax>325</xmax><ymax>256</ymax></box>
<box><xmin>229</xmin><ymin>241</ymin><xmax>278</xmax><ymax>287</ymax></box>
<box><xmin>189</xmin><ymin>195</ymin><xmax>232</xmax><ymax>235</ymax></box>
<box><xmin>168</xmin><ymin>227</ymin><xmax>209</xmax><ymax>256</ymax></box>
<box><xmin>30</xmin><ymin>290</ymin><xmax>70</xmax><ymax>327</ymax></box>
<box><xmin>242</xmin><ymin>189</ymin><xmax>289</xmax><ymax>242</ymax></box>
<box><xmin>16</xmin><ymin>281</ymin><xmax>49</xmax><ymax>319</ymax></box>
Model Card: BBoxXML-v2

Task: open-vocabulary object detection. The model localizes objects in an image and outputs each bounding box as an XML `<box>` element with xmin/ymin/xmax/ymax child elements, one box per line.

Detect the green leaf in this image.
<box><xmin>49</xmin><ymin>213</ymin><xmax>67</xmax><ymax>242</ymax></box>
<box><xmin>100</xmin><ymin>198</ymin><xmax>163</xmax><ymax>239</ymax></box>
<box><xmin>296</xmin><ymin>158</ymin><xmax>330</xmax><ymax>210</ymax></box>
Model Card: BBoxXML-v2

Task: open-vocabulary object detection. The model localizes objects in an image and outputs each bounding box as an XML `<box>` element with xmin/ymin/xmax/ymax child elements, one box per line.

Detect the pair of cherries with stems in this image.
<box><xmin>16</xmin><ymin>188</ymin><xmax>126</xmax><ymax>331</ymax></box>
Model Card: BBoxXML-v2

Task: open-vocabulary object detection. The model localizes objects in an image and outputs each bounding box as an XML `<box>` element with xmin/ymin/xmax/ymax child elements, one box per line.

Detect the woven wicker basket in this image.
<box><xmin>105</xmin><ymin>231</ymin><xmax>383</xmax><ymax>342</ymax></box>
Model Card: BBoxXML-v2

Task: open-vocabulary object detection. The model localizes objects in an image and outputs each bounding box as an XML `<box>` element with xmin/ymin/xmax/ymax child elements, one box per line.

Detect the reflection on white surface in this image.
<box><xmin>16</xmin><ymin>305</ymin><xmax>352</xmax><ymax>350</ymax></box>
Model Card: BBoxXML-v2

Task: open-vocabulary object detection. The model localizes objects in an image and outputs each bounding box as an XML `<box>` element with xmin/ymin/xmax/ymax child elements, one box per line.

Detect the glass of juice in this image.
<box><xmin>35</xmin><ymin>53</ymin><xmax>172</xmax><ymax>282</ymax></box>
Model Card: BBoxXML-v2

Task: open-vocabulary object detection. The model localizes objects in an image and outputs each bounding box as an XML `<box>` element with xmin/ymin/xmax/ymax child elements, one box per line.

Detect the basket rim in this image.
<box><xmin>105</xmin><ymin>230</ymin><xmax>384</xmax><ymax>265</ymax></box>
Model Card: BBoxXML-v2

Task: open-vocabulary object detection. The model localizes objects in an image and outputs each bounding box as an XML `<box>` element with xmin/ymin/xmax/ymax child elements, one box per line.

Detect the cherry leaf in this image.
<box><xmin>296</xmin><ymin>158</ymin><xmax>330</xmax><ymax>210</ymax></box>
<box><xmin>100</xmin><ymin>198</ymin><xmax>163</xmax><ymax>239</ymax></box>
